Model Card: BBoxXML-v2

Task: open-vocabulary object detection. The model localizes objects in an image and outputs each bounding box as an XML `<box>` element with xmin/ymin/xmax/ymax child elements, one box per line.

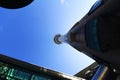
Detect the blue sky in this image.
<box><xmin>0</xmin><ymin>0</ymin><xmax>96</xmax><ymax>75</ymax></box>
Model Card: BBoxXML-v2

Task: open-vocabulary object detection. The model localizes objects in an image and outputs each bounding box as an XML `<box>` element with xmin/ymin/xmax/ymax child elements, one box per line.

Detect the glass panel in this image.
<box><xmin>6</xmin><ymin>68</ymin><xmax>31</xmax><ymax>80</ymax></box>
<box><xmin>31</xmin><ymin>75</ymin><xmax>51</xmax><ymax>80</ymax></box>
<box><xmin>0</xmin><ymin>61</ymin><xmax>51</xmax><ymax>80</ymax></box>
<box><xmin>85</xmin><ymin>18</ymin><xmax>100</xmax><ymax>51</ymax></box>
<box><xmin>88</xmin><ymin>0</ymin><xmax>103</xmax><ymax>14</ymax></box>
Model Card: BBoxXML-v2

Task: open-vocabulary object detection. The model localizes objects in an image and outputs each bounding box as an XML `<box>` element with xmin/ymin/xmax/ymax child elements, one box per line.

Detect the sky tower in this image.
<box><xmin>54</xmin><ymin>34</ymin><xmax>69</xmax><ymax>44</ymax></box>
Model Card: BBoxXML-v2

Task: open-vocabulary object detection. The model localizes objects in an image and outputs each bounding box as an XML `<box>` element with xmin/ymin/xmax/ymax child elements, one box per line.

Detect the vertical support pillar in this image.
<box><xmin>92</xmin><ymin>65</ymin><xmax>109</xmax><ymax>80</ymax></box>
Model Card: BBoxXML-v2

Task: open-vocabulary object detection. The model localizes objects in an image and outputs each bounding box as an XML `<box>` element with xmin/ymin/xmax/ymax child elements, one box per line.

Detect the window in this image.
<box><xmin>0</xmin><ymin>61</ymin><xmax>51</xmax><ymax>80</ymax></box>
<box><xmin>85</xmin><ymin>18</ymin><xmax>100</xmax><ymax>51</ymax></box>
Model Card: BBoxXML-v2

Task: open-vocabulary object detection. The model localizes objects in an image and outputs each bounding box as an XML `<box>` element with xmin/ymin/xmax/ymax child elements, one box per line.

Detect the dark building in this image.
<box><xmin>0</xmin><ymin>54</ymin><xmax>85</xmax><ymax>80</ymax></box>
<box><xmin>54</xmin><ymin>0</ymin><xmax>120</xmax><ymax>79</ymax></box>
<box><xmin>1</xmin><ymin>54</ymin><xmax>120</xmax><ymax>80</ymax></box>
<box><xmin>75</xmin><ymin>62</ymin><xmax>99</xmax><ymax>80</ymax></box>
<box><xmin>54</xmin><ymin>0</ymin><xmax>120</xmax><ymax>72</ymax></box>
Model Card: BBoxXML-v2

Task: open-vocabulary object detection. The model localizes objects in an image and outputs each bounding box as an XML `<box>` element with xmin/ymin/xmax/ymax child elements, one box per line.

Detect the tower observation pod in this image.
<box><xmin>54</xmin><ymin>34</ymin><xmax>69</xmax><ymax>44</ymax></box>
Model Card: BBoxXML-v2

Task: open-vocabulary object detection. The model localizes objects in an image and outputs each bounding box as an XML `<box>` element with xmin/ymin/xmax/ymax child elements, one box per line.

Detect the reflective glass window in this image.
<box><xmin>85</xmin><ymin>18</ymin><xmax>100</xmax><ymax>51</ymax></box>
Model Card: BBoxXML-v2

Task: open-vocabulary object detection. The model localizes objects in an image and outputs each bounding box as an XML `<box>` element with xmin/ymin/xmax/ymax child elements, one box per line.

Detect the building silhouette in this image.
<box><xmin>54</xmin><ymin>0</ymin><xmax>120</xmax><ymax>72</ymax></box>
<box><xmin>0</xmin><ymin>54</ymin><xmax>85</xmax><ymax>80</ymax></box>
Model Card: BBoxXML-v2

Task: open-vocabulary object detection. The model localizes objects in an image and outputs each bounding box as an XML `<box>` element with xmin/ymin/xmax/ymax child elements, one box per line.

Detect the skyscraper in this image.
<box><xmin>0</xmin><ymin>54</ymin><xmax>85</xmax><ymax>80</ymax></box>
<box><xmin>54</xmin><ymin>0</ymin><xmax>120</xmax><ymax>72</ymax></box>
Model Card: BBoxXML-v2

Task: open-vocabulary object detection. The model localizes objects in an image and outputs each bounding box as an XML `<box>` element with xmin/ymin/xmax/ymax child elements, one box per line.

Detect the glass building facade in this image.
<box><xmin>0</xmin><ymin>61</ymin><xmax>50</xmax><ymax>80</ymax></box>
<box><xmin>0</xmin><ymin>54</ymin><xmax>84</xmax><ymax>80</ymax></box>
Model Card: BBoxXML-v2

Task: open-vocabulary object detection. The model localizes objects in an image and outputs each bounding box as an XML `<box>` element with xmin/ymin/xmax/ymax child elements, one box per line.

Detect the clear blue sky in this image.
<box><xmin>0</xmin><ymin>0</ymin><xmax>96</xmax><ymax>75</ymax></box>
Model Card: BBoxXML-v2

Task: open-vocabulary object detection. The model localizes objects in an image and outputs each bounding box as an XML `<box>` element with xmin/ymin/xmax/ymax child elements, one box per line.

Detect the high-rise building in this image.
<box><xmin>1</xmin><ymin>54</ymin><xmax>119</xmax><ymax>80</ymax></box>
<box><xmin>54</xmin><ymin>0</ymin><xmax>120</xmax><ymax>72</ymax></box>
<box><xmin>0</xmin><ymin>54</ymin><xmax>85</xmax><ymax>80</ymax></box>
